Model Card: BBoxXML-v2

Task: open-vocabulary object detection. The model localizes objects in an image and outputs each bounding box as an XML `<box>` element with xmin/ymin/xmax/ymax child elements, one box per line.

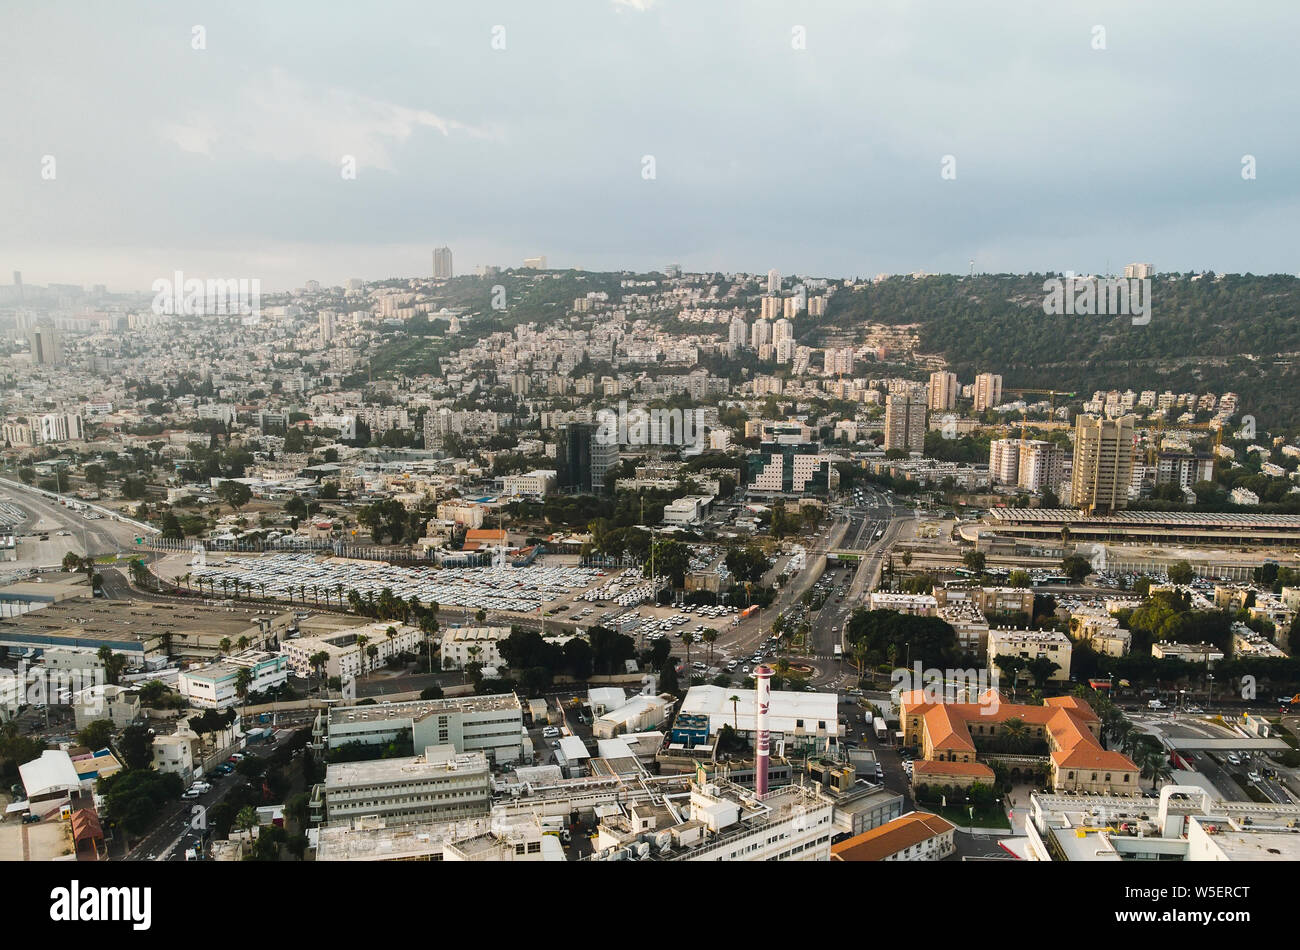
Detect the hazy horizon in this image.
<box><xmin>5</xmin><ymin>0</ymin><xmax>1299</xmax><ymax>291</ymax></box>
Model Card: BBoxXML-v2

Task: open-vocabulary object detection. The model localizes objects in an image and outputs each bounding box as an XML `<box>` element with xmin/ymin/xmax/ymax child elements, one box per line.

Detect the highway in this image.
<box><xmin>0</xmin><ymin>478</ymin><xmax>144</xmax><ymax>562</ymax></box>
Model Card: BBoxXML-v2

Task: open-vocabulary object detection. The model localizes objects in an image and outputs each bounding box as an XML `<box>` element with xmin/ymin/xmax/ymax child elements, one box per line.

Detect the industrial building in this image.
<box><xmin>315</xmin><ymin>694</ymin><xmax>526</xmax><ymax>765</ymax></box>
<box><xmin>672</xmin><ymin>684</ymin><xmax>843</xmax><ymax>757</ymax></box>
<box><xmin>313</xmin><ymin>745</ymin><xmax>491</xmax><ymax>827</ymax></box>
<box><xmin>177</xmin><ymin>650</ymin><xmax>290</xmax><ymax>709</ymax></box>
<box><xmin>0</xmin><ymin>599</ymin><xmax>293</xmax><ymax>666</ymax></box>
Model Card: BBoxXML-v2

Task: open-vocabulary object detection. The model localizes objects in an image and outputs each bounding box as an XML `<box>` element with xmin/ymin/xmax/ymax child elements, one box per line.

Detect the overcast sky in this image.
<box><xmin>3</xmin><ymin>0</ymin><xmax>1298</xmax><ymax>291</ymax></box>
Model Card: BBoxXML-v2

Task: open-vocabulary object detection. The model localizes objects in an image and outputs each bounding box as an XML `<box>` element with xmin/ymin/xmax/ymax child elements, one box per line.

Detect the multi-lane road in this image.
<box><xmin>0</xmin><ymin>478</ymin><xmax>143</xmax><ymax>563</ymax></box>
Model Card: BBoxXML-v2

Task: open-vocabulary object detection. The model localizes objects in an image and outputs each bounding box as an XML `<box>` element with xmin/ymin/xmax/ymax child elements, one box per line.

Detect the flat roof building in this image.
<box><xmin>318</xmin><ymin>693</ymin><xmax>525</xmax><ymax>765</ymax></box>
<box><xmin>316</xmin><ymin>744</ymin><xmax>491</xmax><ymax>828</ymax></box>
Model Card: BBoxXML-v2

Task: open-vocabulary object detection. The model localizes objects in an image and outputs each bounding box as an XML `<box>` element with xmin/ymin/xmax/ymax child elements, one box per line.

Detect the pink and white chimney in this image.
<box><xmin>755</xmin><ymin>664</ymin><xmax>772</xmax><ymax>799</ymax></box>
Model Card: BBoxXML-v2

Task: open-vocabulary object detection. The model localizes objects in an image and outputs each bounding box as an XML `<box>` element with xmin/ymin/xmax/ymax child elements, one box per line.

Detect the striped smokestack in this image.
<box><xmin>755</xmin><ymin>664</ymin><xmax>772</xmax><ymax>799</ymax></box>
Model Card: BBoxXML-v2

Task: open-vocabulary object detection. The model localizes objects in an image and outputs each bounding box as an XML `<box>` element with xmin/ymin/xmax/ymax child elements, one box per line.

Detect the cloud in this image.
<box><xmin>611</xmin><ymin>0</ymin><xmax>656</xmax><ymax>11</ymax></box>
<box><xmin>157</xmin><ymin>68</ymin><xmax>493</xmax><ymax>172</ymax></box>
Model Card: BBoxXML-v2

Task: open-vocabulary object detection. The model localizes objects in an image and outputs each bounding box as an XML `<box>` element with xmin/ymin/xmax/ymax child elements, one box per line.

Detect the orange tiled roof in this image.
<box><xmin>830</xmin><ymin>812</ymin><xmax>956</xmax><ymax>862</ymax></box>
<box><xmin>923</xmin><ymin>705</ymin><xmax>976</xmax><ymax>753</ymax></box>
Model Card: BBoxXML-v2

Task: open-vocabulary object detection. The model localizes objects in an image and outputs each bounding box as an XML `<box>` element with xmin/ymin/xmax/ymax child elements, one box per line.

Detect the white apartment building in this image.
<box><xmin>988</xmin><ymin>438</ymin><xmax>1020</xmax><ymax>485</ymax></box>
<box><xmin>282</xmin><ymin>623</ymin><xmax>424</xmax><ymax>682</ymax></box>
<box><xmin>987</xmin><ymin>629</ymin><xmax>1072</xmax><ymax>682</ymax></box>
<box><xmin>1018</xmin><ymin>440</ymin><xmax>1064</xmax><ymax>493</ymax></box>
<box><xmin>440</xmin><ymin>626</ymin><xmax>510</xmax><ymax>670</ymax></box>
<box><xmin>436</xmin><ymin>501</ymin><xmax>485</xmax><ymax>529</ymax></box>
<box><xmin>501</xmin><ymin>469</ymin><xmax>557</xmax><ymax>496</ymax></box>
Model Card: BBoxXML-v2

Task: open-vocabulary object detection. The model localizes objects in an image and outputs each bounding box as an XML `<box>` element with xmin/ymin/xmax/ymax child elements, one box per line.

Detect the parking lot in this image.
<box><xmin>173</xmin><ymin>552</ymin><xmax>613</xmax><ymax>615</ymax></box>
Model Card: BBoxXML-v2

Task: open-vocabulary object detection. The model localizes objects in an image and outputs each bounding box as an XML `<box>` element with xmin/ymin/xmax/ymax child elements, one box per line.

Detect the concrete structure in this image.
<box><xmin>928</xmin><ymin>371</ymin><xmax>957</xmax><ymax>411</ymax></box>
<box><xmin>973</xmin><ymin>373</ymin><xmax>1002</xmax><ymax>413</ymax></box>
<box><xmin>1071</xmin><ymin>414</ymin><xmax>1136</xmax><ymax>514</ymax></box>
<box><xmin>987</xmin><ymin>628</ymin><xmax>1072</xmax><ymax>682</ymax></box>
<box><xmin>440</xmin><ymin>626</ymin><xmax>510</xmax><ymax>670</ymax></box>
<box><xmin>830</xmin><ymin>811</ymin><xmax>956</xmax><ymax>861</ymax></box>
<box><xmin>884</xmin><ymin>391</ymin><xmax>927</xmax><ymax>454</ymax></box>
<box><xmin>0</xmin><ymin>599</ymin><xmax>293</xmax><ymax>666</ymax></box>
<box><xmin>282</xmin><ymin>622</ymin><xmax>423</xmax><ymax>682</ymax></box>
<box><xmin>71</xmin><ymin>684</ymin><xmax>141</xmax><ymax>730</ymax></box>
<box><xmin>178</xmin><ymin>650</ymin><xmax>289</xmax><ymax>709</ymax></box>
<box><xmin>589</xmin><ymin>779</ymin><xmax>835</xmax><ymax>862</ymax></box>
<box><xmin>674</xmin><ymin>685</ymin><xmax>843</xmax><ymax>756</ymax></box>
<box><xmin>317</xmin><ymin>693</ymin><xmax>525</xmax><ymax>765</ymax></box>
<box><xmin>316</xmin><ymin>744</ymin><xmax>490</xmax><ymax>827</ymax></box>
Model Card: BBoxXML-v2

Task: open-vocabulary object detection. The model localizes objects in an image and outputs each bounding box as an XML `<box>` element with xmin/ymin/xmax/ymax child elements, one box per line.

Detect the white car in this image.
<box><xmin>541</xmin><ymin>726</ymin><xmax>560</xmax><ymax>738</ymax></box>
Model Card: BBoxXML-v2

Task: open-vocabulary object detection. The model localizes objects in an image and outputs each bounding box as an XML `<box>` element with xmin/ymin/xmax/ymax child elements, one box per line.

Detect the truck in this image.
<box><xmin>874</xmin><ymin>718</ymin><xmax>888</xmax><ymax>742</ymax></box>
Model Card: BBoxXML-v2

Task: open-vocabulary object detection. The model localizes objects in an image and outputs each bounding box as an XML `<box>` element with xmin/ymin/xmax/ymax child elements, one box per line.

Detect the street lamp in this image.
<box><xmin>1207</xmin><ymin>673</ymin><xmax>1214</xmax><ymax>708</ymax></box>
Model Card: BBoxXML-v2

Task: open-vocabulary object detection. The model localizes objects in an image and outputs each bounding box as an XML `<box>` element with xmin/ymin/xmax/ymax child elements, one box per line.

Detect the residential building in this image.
<box><xmin>928</xmin><ymin>371</ymin><xmax>958</xmax><ymax>411</ymax></box>
<box><xmin>433</xmin><ymin>246</ymin><xmax>453</xmax><ymax>279</ymax></box>
<box><xmin>973</xmin><ymin>373</ymin><xmax>1002</xmax><ymax>412</ymax></box>
<box><xmin>1071</xmin><ymin>414</ymin><xmax>1136</xmax><ymax>513</ymax></box>
<box><xmin>884</xmin><ymin>391</ymin><xmax>926</xmax><ymax>454</ymax></box>
<box><xmin>440</xmin><ymin>626</ymin><xmax>510</xmax><ymax>670</ymax></box>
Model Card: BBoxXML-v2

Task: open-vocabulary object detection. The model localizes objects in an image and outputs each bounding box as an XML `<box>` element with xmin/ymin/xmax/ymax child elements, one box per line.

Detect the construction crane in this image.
<box><xmin>1003</xmin><ymin>389</ymin><xmax>1076</xmax><ymax>441</ymax></box>
<box><xmin>1141</xmin><ymin>416</ymin><xmax>1225</xmax><ymax>467</ymax></box>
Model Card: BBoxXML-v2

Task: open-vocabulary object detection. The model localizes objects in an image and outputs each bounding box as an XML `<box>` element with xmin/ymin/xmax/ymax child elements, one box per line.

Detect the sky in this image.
<box><xmin>2</xmin><ymin>0</ymin><xmax>1299</xmax><ymax>292</ymax></box>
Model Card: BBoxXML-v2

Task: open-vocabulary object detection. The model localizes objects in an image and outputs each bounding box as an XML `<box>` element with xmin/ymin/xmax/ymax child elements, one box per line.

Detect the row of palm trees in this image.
<box><xmin>1075</xmin><ymin>684</ymin><xmax>1174</xmax><ymax>791</ymax></box>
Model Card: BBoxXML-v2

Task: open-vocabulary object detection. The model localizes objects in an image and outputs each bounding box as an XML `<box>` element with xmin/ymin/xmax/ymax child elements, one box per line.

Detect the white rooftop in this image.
<box><xmin>679</xmin><ymin>685</ymin><xmax>840</xmax><ymax>735</ymax></box>
<box><xmin>19</xmin><ymin>749</ymin><xmax>83</xmax><ymax>798</ymax></box>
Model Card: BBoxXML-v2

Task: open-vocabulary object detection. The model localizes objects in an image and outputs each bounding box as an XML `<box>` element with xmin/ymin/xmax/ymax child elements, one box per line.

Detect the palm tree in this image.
<box><xmin>234</xmin><ymin>806</ymin><xmax>259</xmax><ymax>837</ymax></box>
<box><xmin>234</xmin><ymin>666</ymin><xmax>253</xmax><ymax>726</ymax></box>
<box><xmin>310</xmin><ymin>650</ymin><xmax>330</xmax><ymax>697</ymax></box>
<box><xmin>729</xmin><ymin>695</ymin><xmax>740</xmax><ymax>730</ymax></box>
<box><xmin>1137</xmin><ymin>737</ymin><xmax>1172</xmax><ymax>791</ymax></box>
<box><xmin>356</xmin><ymin>634</ymin><xmax>369</xmax><ymax>676</ymax></box>
<box><xmin>677</xmin><ymin>629</ymin><xmax>692</xmax><ymax>671</ymax></box>
<box><xmin>218</xmin><ymin>637</ymin><xmax>231</xmax><ymax>656</ymax></box>
<box><xmin>1001</xmin><ymin>717</ymin><xmax>1030</xmax><ymax>753</ymax></box>
<box><xmin>237</xmin><ymin>635</ymin><xmax>250</xmax><ymax>652</ymax></box>
<box><xmin>702</xmin><ymin>628</ymin><xmax>718</xmax><ymax>667</ymax></box>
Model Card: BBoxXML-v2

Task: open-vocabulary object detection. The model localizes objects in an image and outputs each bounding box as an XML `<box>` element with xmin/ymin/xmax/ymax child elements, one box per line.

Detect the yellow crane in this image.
<box><xmin>1003</xmin><ymin>389</ymin><xmax>1076</xmax><ymax>441</ymax></box>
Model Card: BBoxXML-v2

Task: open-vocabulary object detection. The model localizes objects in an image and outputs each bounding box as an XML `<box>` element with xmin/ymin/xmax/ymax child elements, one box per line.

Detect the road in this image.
<box><xmin>0</xmin><ymin>479</ymin><xmax>142</xmax><ymax>562</ymax></box>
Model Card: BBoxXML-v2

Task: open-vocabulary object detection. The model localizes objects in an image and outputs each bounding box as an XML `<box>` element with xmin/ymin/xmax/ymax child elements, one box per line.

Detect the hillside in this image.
<box><xmin>820</xmin><ymin>274</ymin><xmax>1300</xmax><ymax>432</ymax></box>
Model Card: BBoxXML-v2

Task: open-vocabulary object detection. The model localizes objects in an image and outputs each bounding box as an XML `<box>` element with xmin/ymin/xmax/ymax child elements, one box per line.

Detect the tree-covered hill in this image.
<box><xmin>820</xmin><ymin>273</ymin><xmax>1300</xmax><ymax>431</ymax></box>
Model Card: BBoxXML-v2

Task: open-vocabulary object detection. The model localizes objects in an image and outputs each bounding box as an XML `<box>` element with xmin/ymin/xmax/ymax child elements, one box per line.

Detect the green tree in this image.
<box><xmin>77</xmin><ymin>719</ymin><xmax>116</xmax><ymax>751</ymax></box>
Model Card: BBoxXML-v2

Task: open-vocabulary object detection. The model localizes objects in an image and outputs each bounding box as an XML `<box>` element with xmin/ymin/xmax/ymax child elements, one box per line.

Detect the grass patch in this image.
<box><xmin>1270</xmin><ymin>722</ymin><xmax>1299</xmax><ymax>749</ymax></box>
<box><xmin>919</xmin><ymin>802</ymin><xmax>1010</xmax><ymax>829</ymax></box>
<box><xmin>1230</xmin><ymin>772</ymin><xmax>1270</xmax><ymax>803</ymax></box>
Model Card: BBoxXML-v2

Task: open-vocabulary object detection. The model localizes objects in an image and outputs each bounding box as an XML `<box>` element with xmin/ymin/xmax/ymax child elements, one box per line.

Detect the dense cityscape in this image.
<box><xmin>4</xmin><ymin>0</ymin><xmax>1296</xmax><ymax>932</ymax></box>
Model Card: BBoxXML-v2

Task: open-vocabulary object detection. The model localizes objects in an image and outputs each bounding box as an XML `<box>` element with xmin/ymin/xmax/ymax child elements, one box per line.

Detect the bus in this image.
<box><xmin>833</xmin><ymin>644</ymin><xmax>842</xmax><ymax>661</ymax></box>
